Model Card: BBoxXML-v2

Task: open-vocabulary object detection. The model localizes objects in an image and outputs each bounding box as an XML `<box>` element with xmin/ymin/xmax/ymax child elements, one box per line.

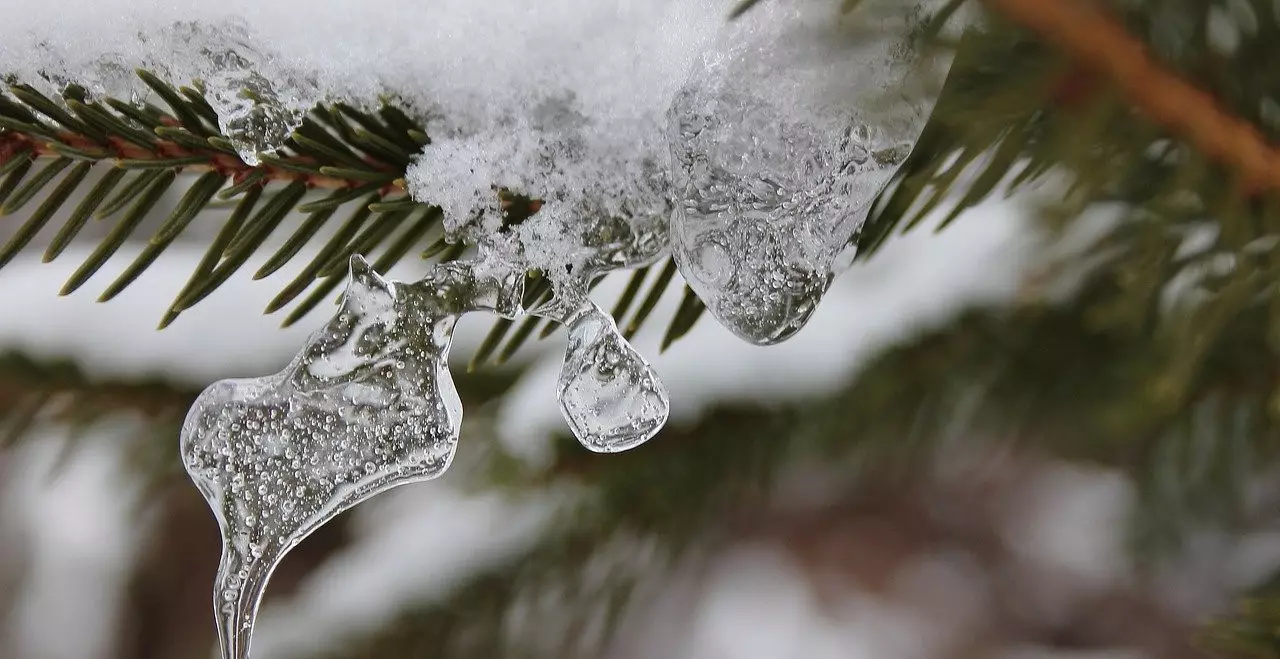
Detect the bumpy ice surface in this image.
<box><xmin>668</xmin><ymin>0</ymin><xmax>951</xmax><ymax>344</ymax></box>
<box><xmin>180</xmin><ymin>256</ymin><xmax>523</xmax><ymax>659</ymax></box>
<box><xmin>181</xmin><ymin>252</ymin><xmax>673</xmax><ymax>657</ymax></box>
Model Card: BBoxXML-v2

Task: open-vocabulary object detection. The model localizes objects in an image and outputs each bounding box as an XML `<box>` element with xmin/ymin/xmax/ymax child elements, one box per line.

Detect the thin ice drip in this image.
<box><xmin>179</xmin><ymin>255</ymin><xmax>522</xmax><ymax>659</ymax></box>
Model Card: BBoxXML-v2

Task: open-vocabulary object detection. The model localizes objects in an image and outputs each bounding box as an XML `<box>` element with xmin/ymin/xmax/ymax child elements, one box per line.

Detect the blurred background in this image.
<box><xmin>1</xmin><ymin>171</ymin><xmax>1277</xmax><ymax>659</ymax></box>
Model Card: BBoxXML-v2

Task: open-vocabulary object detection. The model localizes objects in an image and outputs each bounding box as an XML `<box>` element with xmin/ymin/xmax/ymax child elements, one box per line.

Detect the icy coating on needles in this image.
<box><xmin>2</xmin><ymin>1</ymin><xmax>956</xmax><ymax>656</ymax></box>
<box><xmin>0</xmin><ymin>0</ymin><xmax>951</xmax><ymax>337</ymax></box>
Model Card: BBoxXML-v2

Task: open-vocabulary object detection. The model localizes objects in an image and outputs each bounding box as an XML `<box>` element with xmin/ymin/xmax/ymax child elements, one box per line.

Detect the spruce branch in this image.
<box><xmin>0</xmin><ymin>130</ymin><xmax>404</xmax><ymax>192</ymax></box>
<box><xmin>306</xmin><ymin>404</ymin><xmax>789</xmax><ymax>659</ymax></box>
<box><xmin>0</xmin><ymin>72</ymin><xmax>706</xmax><ymax>359</ymax></box>
<box><xmin>0</xmin><ymin>75</ymin><xmax>431</xmax><ymax>329</ymax></box>
<box><xmin>0</xmin><ymin>86</ymin><xmax>407</xmax><ymax>193</ymax></box>
<box><xmin>860</xmin><ymin>0</ymin><xmax>1280</xmax><ymax>266</ymax></box>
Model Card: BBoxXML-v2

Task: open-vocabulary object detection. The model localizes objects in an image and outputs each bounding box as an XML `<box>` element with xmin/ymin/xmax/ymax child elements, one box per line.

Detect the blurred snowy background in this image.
<box><xmin>0</xmin><ymin>176</ymin><xmax>1275</xmax><ymax>659</ymax></box>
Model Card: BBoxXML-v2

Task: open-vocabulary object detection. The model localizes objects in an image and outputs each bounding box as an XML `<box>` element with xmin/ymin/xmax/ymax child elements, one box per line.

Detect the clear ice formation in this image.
<box><xmin>181</xmin><ymin>20</ymin><xmax>315</xmax><ymax>165</ymax></box>
<box><xmin>667</xmin><ymin>0</ymin><xmax>950</xmax><ymax>345</ymax></box>
<box><xmin>161</xmin><ymin>3</ymin><xmax>962</xmax><ymax>654</ymax></box>
<box><xmin>182</xmin><ymin>252</ymin><xmax>670</xmax><ymax>658</ymax></box>
<box><xmin>0</xmin><ymin>17</ymin><xmax>315</xmax><ymax>166</ymax></box>
<box><xmin>180</xmin><ymin>255</ymin><xmax>523</xmax><ymax>659</ymax></box>
<box><xmin>534</xmin><ymin>292</ymin><xmax>670</xmax><ymax>453</ymax></box>
<box><xmin>205</xmin><ymin>68</ymin><xmax>307</xmax><ymax>166</ymax></box>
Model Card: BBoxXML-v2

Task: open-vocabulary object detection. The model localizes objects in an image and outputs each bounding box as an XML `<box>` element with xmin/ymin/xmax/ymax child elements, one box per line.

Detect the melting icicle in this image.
<box><xmin>667</xmin><ymin>0</ymin><xmax>953</xmax><ymax>345</ymax></box>
<box><xmin>180</xmin><ymin>255</ymin><xmax>522</xmax><ymax>659</ymax></box>
<box><xmin>534</xmin><ymin>291</ymin><xmax>670</xmax><ymax>453</ymax></box>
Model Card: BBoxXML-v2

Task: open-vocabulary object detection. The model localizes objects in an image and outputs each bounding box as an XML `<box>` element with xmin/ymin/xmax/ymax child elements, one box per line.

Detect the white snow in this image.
<box><xmin>0</xmin><ymin>0</ymin><xmax>728</xmax><ymax>127</ymax></box>
<box><xmin>0</xmin><ymin>0</ymin><xmax>965</xmax><ymax>320</ymax></box>
<box><xmin>0</xmin><ymin>0</ymin><xmax>734</xmax><ymax>238</ymax></box>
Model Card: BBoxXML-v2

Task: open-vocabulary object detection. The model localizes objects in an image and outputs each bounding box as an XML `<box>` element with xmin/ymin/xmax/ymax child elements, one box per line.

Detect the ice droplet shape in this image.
<box><xmin>202</xmin><ymin>56</ymin><xmax>309</xmax><ymax>166</ymax></box>
<box><xmin>544</xmin><ymin>299</ymin><xmax>670</xmax><ymax>453</ymax></box>
<box><xmin>667</xmin><ymin>0</ymin><xmax>951</xmax><ymax>345</ymax></box>
<box><xmin>179</xmin><ymin>255</ymin><xmax>523</xmax><ymax>659</ymax></box>
<box><xmin>173</xmin><ymin>20</ymin><xmax>314</xmax><ymax>166</ymax></box>
<box><xmin>208</xmin><ymin>71</ymin><xmax>306</xmax><ymax>166</ymax></box>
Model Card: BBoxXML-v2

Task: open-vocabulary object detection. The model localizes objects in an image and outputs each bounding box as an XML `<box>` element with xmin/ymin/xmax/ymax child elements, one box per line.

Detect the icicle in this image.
<box><xmin>533</xmin><ymin>288</ymin><xmax>670</xmax><ymax>453</ymax></box>
<box><xmin>667</xmin><ymin>0</ymin><xmax>951</xmax><ymax>345</ymax></box>
<box><xmin>180</xmin><ymin>255</ymin><xmax>523</xmax><ymax>659</ymax></box>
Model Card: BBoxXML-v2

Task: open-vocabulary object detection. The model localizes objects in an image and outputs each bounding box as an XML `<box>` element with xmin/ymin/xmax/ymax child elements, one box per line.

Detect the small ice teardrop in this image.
<box><xmin>555</xmin><ymin>301</ymin><xmax>670</xmax><ymax>453</ymax></box>
<box><xmin>667</xmin><ymin>0</ymin><xmax>953</xmax><ymax>345</ymax></box>
<box><xmin>206</xmin><ymin>69</ymin><xmax>305</xmax><ymax>166</ymax></box>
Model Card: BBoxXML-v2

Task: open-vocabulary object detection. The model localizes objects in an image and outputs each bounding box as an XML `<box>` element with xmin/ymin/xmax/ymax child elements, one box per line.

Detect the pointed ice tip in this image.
<box><xmin>348</xmin><ymin>253</ymin><xmax>381</xmax><ymax>283</ymax></box>
<box><xmin>349</xmin><ymin>253</ymin><xmax>373</xmax><ymax>275</ymax></box>
<box><xmin>346</xmin><ymin>254</ymin><xmax>395</xmax><ymax>301</ymax></box>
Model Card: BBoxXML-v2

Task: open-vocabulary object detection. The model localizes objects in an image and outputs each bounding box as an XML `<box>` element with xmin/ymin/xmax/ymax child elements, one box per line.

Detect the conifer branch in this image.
<box><xmin>984</xmin><ymin>0</ymin><xmax>1280</xmax><ymax>194</ymax></box>
<box><xmin>0</xmin><ymin>351</ymin><xmax>195</xmax><ymax>449</ymax></box>
<box><xmin>0</xmin><ymin>72</ymin><xmax>706</xmax><ymax>358</ymax></box>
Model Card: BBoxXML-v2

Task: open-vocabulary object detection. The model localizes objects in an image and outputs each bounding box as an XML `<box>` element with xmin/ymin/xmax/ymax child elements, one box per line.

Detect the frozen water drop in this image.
<box><xmin>558</xmin><ymin>304</ymin><xmax>669</xmax><ymax>452</ymax></box>
<box><xmin>180</xmin><ymin>254</ymin><xmax>524</xmax><ymax>659</ymax></box>
<box><xmin>536</xmin><ymin>296</ymin><xmax>669</xmax><ymax>453</ymax></box>
<box><xmin>667</xmin><ymin>0</ymin><xmax>952</xmax><ymax>345</ymax></box>
<box><xmin>174</xmin><ymin>20</ymin><xmax>314</xmax><ymax>165</ymax></box>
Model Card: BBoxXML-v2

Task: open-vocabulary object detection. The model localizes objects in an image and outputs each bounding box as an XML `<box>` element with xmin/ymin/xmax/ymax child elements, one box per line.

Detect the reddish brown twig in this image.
<box><xmin>0</xmin><ymin>129</ymin><xmax>406</xmax><ymax>193</ymax></box>
<box><xmin>985</xmin><ymin>0</ymin><xmax>1280</xmax><ymax>193</ymax></box>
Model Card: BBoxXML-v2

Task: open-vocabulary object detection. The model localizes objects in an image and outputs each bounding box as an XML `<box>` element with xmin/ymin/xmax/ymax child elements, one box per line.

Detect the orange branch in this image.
<box><xmin>984</xmin><ymin>0</ymin><xmax>1280</xmax><ymax>192</ymax></box>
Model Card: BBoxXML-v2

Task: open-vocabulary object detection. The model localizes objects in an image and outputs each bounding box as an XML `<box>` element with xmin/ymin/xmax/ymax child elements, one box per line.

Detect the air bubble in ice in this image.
<box><xmin>180</xmin><ymin>255</ymin><xmax>523</xmax><ymax>659</ymax></box>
